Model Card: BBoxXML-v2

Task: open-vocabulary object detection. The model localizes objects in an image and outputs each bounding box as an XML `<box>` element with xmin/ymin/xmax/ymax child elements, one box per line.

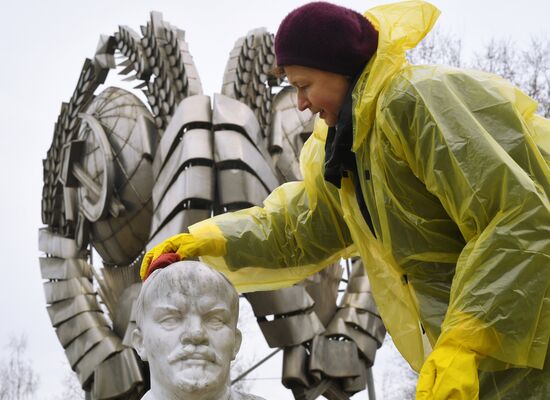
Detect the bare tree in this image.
<box><xmin>52</xmin><ymin>362</ymin><xmax>85</xmax><ymax>400</ymax></box>
<box><xmin>519</xmin><ymin>37</ymin><xmax>550</xmax><ymax>117</ymax></box>
<box><xmin>407</xmin><ymin>27</ymin><xmax>463</xmax><ymax>67</ymax></box>
<box><xmin>0</xmin><ymin>335</ymin><xmax>39</xmax><ymax>400</ymax></box>
<box><xmin>409</xmin><ymin>28</ymin><xmax>550</xmax><ymax>117</ymax></box>
<box><xmin>473</xmin><ymin>38</ymin><xmax>521</xmax><ymax>85</ymax></box>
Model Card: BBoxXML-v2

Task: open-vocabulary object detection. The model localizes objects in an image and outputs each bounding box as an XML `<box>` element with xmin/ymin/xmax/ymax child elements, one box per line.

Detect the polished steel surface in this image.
<box><xmin>329</xmin><ymin>307</ymin><xmax>386</xmax><ymax>345</ymax></box>
<box><xmin>152</xmin><ymin>159</ymin><xmax>213</xmax><ymax>210</ymax></box>
<box><xmin>218</xmin><ymin>169</ymin><xmax>270</xmax><ymax>208</ymax></box>
<box><xmin>309</xmin><ymin>335</ymin><xmax>362</xmax><ymax>378</ymax></box>
<box><xmin>147</xmin><ymin>209</ymin><xmax>211</xmax><ymax>249</ymax></box>
<box><xmin>65</xmin><ymin>326</ymin><xmax>113</xmax><ymax>367</ymax></box>
<box><xmin>55</xmin><ymin>311</ymin><xmax>110</xmax><ymax>348</ymax></box>
<box><xmin>75</xmin><ymin>87</ymin><xmax>156</xmax><ymax>266</ymax></box>
<box><xmin>154</xmin><ymin>128</ymin><xmax>213</xmax><ymax>195</ymax></box>
<box><xmin>258</xmin><ymin>312</ymin><xmax>325</xmax><ymax>348</ymax></box>
<box><xmin>43</xmin><ymin>277</ymin><xmax>94</xmax><ymax>304</ymax></box>
<box><xmin>213</xmin><ymin>93</ymin><xmax>262</xmax><ymax>147</ymax></box>
<box><xmin>39</xmin><ymin>257</ymin><xmax>92</xmax><ymax>280</ymax></box>
<box><xmin>38</xmin><ymin>229</ymin><xmax>83</xmax><ymax>259</ymax></box>
<box><xmin>74</xmin><ymin>335</ymin><xmax>124</xmax><ymax>387</ymax></box>
<box><xmin>269</xmin><ymin>87</ymin><xmax>315</xmax><ymax>181</ymax></box>
<box><xmin>339</xmin><ymin>292</ymin><xmax>380</xmax><ymax>316</ymax></box>
<box><xmin>214</xmin><ymin>129</ymin><xmax>279</xmax><ymax>191</ymax></box>
<box><xmin>324</xmin><ymin>318</ymin><xmax>378</xmax><ymax>366</ymax></box>
<box><xmin>48</xmin><ymin>294</ymin><xmax>102</xmax><ymax>327</ymax></box>
<box><xmin>246</xmin><ymin>286</ymin><xmax>315</xmax><ymax>317</ymax></box>
<box><xmin>92</xmin><ymin>348</ymin><xmax>144</xmax><ymax>399</ymax></box>
<box><xmin>153</xmin><ymin>95</ymin><xmax>212</xmax><ymax>176</ymax></box>
<box><xmin>151</xmin><ymin>165</ymin><xmax>213</xmax><ymax>231</ymax></box>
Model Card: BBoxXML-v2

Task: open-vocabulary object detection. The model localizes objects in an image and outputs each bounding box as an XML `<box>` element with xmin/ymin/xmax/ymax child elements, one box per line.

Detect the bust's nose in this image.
<box><xmin>180</xmin><ymin>315</ymin><xmax>208</xmax><ymax>345</ymax></box>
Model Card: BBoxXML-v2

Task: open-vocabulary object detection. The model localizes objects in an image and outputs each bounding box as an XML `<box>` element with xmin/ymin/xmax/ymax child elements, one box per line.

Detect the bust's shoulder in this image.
<box><xmin>140</xmin><ymin>391</ymin><xmax>155</xmax><ymax>400</ymax></box>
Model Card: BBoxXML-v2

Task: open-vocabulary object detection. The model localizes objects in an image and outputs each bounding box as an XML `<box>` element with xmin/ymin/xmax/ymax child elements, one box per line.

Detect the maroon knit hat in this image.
<box><xmin>275</xmin><ymin>2</ymin><xmax>378</xmax><ymax>77</ymax></box>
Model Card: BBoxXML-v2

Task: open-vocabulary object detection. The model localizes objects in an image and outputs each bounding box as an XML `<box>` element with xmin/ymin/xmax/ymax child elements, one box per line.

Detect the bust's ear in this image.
<box><xmin>232</xmin><ymin>328</ymin><xmax>242</xmax><ymax>360</ymax></box>
<box><xmin>132</xmin><ymin>328</ymin><xmax>148</xmax><ymax>362</ymax></box>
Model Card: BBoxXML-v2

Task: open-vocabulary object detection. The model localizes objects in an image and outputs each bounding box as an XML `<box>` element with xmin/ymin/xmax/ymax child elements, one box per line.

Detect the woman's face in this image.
<box><xmin>284</xmin><ymin>65</ymin><xmax>350</xmax><ymax>127</ymax></box>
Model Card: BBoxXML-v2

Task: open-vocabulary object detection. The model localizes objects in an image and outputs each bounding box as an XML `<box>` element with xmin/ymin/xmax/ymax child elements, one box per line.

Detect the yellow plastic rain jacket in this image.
<box><xmin>148</xmin><ymin>1</ymin><xmax>550</xmax><ymax>397</ymax></box>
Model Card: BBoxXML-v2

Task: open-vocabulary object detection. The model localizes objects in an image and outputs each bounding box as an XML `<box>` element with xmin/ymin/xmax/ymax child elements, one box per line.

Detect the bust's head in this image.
<box><xmin>132</xmin><ymin>261</ymin><xmax>241</xmax><ymax>400</ymax></box>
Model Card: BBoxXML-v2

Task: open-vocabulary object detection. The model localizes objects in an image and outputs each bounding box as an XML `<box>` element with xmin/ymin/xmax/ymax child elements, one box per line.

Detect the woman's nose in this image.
<box><xmin>297</xmin><ymin>90</ymin><xmax>310</xmax><ymax>112</ymax></box>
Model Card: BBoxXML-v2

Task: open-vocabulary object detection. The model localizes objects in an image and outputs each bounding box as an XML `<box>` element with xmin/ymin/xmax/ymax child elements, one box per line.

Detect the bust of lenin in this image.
<box><xmin>132</xmin><ymin>260</ymin><xmax>264</xmax><ymax>400</ymax></box>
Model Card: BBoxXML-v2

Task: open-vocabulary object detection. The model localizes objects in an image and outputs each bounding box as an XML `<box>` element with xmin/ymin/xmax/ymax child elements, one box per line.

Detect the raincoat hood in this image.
<box><xmin>353</xmin><ymin>1</ymin><xmax>440</xmax><ymax>151</ymax></box>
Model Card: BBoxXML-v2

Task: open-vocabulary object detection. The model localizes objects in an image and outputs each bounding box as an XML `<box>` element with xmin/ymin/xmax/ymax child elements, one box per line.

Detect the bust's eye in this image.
<box><xmin>159</xmin><ymin>315</ymin><xmax>180</xmax><ymax>329</ymax></box>
<box><xmin>205</xmin><ymin>315</ymin><xmax>225</xmax><ymax>329</ymax></box>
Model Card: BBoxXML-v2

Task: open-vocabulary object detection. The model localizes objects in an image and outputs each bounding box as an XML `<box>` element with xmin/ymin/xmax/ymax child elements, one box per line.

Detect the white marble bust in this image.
<box><xmin>132</xmin><ymin>261</ymin><xmax>264</xmax><ymax>400</ymax></box>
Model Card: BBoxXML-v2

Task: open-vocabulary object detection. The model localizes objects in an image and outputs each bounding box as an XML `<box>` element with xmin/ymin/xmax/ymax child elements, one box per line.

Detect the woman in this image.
<box><xmin>141</xmin><ymin>1</ymin><xmax>550</xmax><ymax>398</ymax></box>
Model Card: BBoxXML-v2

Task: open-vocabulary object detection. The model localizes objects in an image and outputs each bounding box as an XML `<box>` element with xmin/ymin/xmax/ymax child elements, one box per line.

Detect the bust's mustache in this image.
<box><xmin>167</xmin><ymin>345</ymin><xmax>218</xmax><ymax>364</ymax></box>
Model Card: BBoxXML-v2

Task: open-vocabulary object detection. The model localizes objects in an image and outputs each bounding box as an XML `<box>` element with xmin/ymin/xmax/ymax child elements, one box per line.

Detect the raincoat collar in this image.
<box><xmin>324</xmin><ymin>74</ymin><xmax>359</xmax><ymax>188</ymax></box>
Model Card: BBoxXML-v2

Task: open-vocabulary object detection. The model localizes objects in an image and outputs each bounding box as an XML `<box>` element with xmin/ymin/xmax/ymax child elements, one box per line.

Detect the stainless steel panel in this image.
<box><xmin>75</xmin><ymin>335</ymin><xmax>123</xmax><ymax>387</ymax></box>
<box><xmin>92</xmin><ymin>348</ymin><xmax>144</xmax><ymax>399</ymax></box>
<box><xmin>347</xmin><ymin>276</ymin><xmax>372</xmax><ymax>293</ymax></box>
<box><xmin>341</xmin><ymin>363</ymin><xmax>367</xmax><ymax>394</ymax></box>
<box><xmin>153</xmin><ymin>95</ymin><xmax>211</xmax><ymax>176</ymax></box>
<box><xmin>274</xmin><ymin>143</ymin><xmax>303</xmax><ymax>182</ymax></box>
<box><xmin>324</xmin><ymin>319</ymin><xmax>378</xmax><ymax>365</ymax></box>
<box><xmin>136</xmin><ymin>114</ymin><xmax>158</xmax><ymax>160</ymax></box>
<box><xmin>154</xmin><ymin>129</ymin><xmax>212</xmax><ymax>201</ymax></box>
<box><xmin>122</xmin><ymin>320</ymin><xmax>137</xmax><ymax>347</ymax></box>
<box><xmin>147</xmin><ymin>208</ymin><xmax>211</xmax><ymax>249</ymax></box>
<box><xmin>38</xmin><ymin>228</ymin><xmax>83</xmax><ymax>258</ymax></box>
<box><xmin>331</xmin><ymin>307</ymin><xmax>385</xmax><ymax>345</ymax></box>
<box><xmin>44</xmin><ymin>277</ymin><xmax>94</xmax><ymax>304</ymax></box>
<box><xmin>282</xmin><ymin>345</ymin><xmax>310</xmax><ymax>388</ymax></box>
<box><xmin>218</xmin><ymin>169</ymin><xmax>269</xmax><ymax>207</ymax></box>
<box><xmin>339</xmin><ymin>292</ymin><xmax>379</xmax><ymax>315</ymax></box>
<box><xmin>152</xmin><ymin>165</ymin><xmax>213</xmax><ymax>212</ymax></box>
<box><xmin>65</xmin><ymin>326</ymin><xmax>112</xmax><ymax>367</ymax></box>
<box><xmin>221</xmin><ymin>82</ymin><xmax>237</xmax><ymax>99</ymax></box>
<box><xmin>246</xmin><ymin>286</ymin><xmax>315</xmax><ymax>317</ymax></box>
<box><xmin>304</xmin><ymin>265</ymin><xmax>341</xmax><ymax>327</ymax></box>
<box><xmin>258</xmin><ymin>312</ymin><xmax>324</xmax><ymax>348</ymax></box>
<box><xmin>309</xmin><ymin>335</ymin><xmax>361</xmax><ymax>378</ymax></box>
<box><xmin>212</xmin><ymin>94</ymin><xmax>261</xmax><ymax>147</ymax></box>
<box><xmin>151</xmin><ymin>167</ymin><xmax>213</xmax><ymax>235</ymax></box>
<box><xmin>39</xmin><ymin>257</ymin><xmax>92</xmax><ymax>280</ymax></box>
<box><xmin>214</xmin><ymin>130</ymin><xmax>279</xmax><ymax>191</ymax></box>
<box><xmin>55</xmin><ymin>312</ymin><xmax>109</xmax><ymax>348</ymax></box>
<box><xmin>47</xmin><ymin>294</ymin><xmax>101</xmax><ymax>327</ymax></box>
<box><xmin>112</xmin><ymin>283</ymin><xmax>141</xmax><ymax>338</ymax></box>
<box><xmin>63</xmin><ymin>187</ymin><xmax>78</xmax><ymax>222</ymax></box>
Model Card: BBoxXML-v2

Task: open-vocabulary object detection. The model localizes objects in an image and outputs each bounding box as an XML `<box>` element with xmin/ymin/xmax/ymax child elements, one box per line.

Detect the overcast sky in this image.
<box><xmin>0</xmin><ymin>0</ymin><xmax>548</xmax><ymax>398</ymax></box>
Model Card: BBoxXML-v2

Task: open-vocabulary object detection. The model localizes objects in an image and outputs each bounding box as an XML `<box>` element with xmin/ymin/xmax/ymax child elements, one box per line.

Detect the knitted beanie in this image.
<box><xmin>275</xmin><ymin>1</ymin><xmax>378</xmax><ymax>76</ymax></box>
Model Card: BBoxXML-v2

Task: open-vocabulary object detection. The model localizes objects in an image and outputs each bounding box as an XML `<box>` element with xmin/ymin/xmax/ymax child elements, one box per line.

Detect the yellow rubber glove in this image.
<box><xmin>140</xmin><ymin>223</ymin><xmax>226</xmax><ymax>280</ymax></box>
<box><xmin>416</xmin><ymin>340</ymin><xmax>480</xmax><ymax>400</ymax></box>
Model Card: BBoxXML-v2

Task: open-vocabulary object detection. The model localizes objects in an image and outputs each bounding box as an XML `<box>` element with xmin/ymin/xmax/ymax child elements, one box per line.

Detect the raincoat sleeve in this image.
<box><xmin>377</xmin><ymin>68</ymin><xmax>550</xmax><ymax>371</ymax></box>
<box><xmin>189</xmin><ymin>121</ymin><xmax>355</xmax><ymax>292</ymax></box>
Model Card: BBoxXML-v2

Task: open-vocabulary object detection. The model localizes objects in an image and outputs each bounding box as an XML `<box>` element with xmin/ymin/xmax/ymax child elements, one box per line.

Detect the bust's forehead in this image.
<box><xmin>142</xmin><ymin>261</ymin><xmax>237</xmax><ymax>308</ymax></box>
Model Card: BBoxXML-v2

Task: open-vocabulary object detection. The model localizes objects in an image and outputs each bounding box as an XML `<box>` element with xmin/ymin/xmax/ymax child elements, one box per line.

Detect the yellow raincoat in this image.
<box><xmin>144</xmin><ymin>1</ymin><xmax>550</xmax><ymax>397</ymax></box>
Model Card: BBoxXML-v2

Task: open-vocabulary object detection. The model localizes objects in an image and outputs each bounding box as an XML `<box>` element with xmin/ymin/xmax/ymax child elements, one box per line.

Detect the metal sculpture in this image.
<box><xmin>39</xmin><ymin>12</ymin><xmax>385</xmax><ymax>400</ymax></box>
